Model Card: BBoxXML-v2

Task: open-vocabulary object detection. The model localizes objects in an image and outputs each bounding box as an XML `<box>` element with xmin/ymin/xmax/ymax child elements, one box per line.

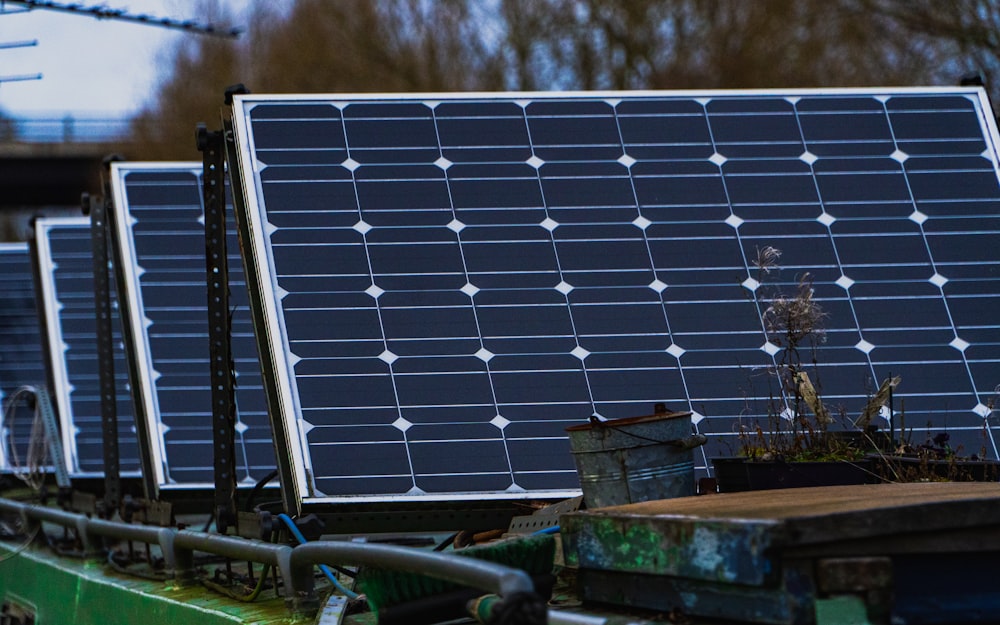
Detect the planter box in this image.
<box><xmin>875</xmin><ymin>455</ymin><xmax>1000</xmax><ymax>482</ymax></box>
<box><xmin>712</xmin><ymin>456</ymin><xmax>879</xmax><ymax>493</ymax></box>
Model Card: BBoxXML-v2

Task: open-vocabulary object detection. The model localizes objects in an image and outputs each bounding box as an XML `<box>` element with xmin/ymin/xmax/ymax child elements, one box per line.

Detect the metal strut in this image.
<box><xmin>85</xmin><ymin>192</ymin><xmax>121</xmax><ymax>516</ymax></box>
<box><xmin>197</xmin><ymin>124</ymin><xmax>238</xmax><ymax>534</ymax></box>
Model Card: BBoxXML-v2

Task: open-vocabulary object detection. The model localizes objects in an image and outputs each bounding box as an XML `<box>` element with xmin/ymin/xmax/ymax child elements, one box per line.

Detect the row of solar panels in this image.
<box><xmin>1</xmin><ymin>87</ymin><xmax>998</xmax><ymax>515</ymax></box>
<box><xmin>0</xmin><ymin>165</ymin><xmax>275</xmax><ymax>492</ymax></box>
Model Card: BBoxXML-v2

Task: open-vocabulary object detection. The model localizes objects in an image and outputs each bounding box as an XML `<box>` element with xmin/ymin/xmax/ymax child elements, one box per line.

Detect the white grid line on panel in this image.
<box><xmin>236</xmin><ymin>91</ymin><xmax>1000</xmax><ymax>502</ymax></box>
<box><xmin>699</xmin><ymin>99</ymin><xmax>787</xmax><ymax>419</ymax></box>
<box><xmin>789</xmin><ymin>98</ymin><xmax>880</xmax><ymax>391</ymax></box>
<box><xmin>336</xmin><ymin>117</ymin><xmax>420</xmax><ymax>497</ymax></box>
<box><xmin>879</xmin><ymin>98</ymin><xmax>996</xmax><ymax>455</ymax></box>
<box><xmin>617</xmin><ymin>102</ymin><xmax>707</xmax><ymax>466</ymax></box>
<box><xmin>518</xmin><ymin>104</ymin><xmax>599</xmax><ymax>418</ymax></box>
<box><xmin>429</xmin><ymin>104</ymin><xmax>517</xmax><ymax>489</ymax></box>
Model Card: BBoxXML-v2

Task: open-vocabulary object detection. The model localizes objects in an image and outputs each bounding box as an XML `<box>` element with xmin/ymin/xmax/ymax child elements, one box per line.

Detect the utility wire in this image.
<box><xmin>1</xmin><ymin>1</ymin><xmax>242</xmax><ymax>38</ymax></box>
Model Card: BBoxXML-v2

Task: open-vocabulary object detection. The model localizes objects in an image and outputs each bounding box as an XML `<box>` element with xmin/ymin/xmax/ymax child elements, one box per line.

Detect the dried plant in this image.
<box><xmin>737</xmin><ymin>247</ymin><xmax>861</xmax><ymax>460</ymax></box>
<box><xmin>762</xmin><ymin>273</ymin><xmax>827</xmax><ymax>357</ymax></box>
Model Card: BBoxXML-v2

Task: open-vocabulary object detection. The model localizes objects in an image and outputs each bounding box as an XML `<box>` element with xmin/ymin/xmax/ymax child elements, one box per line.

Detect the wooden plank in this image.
<box><xmin>562</xmin><ymin>483</ymin><xmax>1000</xmax><ymax>585</ymax></box>
<box><xmin>595</xmin><ymin>482</ymin><xmax>1000</xmax><ymax>521</ymax></box>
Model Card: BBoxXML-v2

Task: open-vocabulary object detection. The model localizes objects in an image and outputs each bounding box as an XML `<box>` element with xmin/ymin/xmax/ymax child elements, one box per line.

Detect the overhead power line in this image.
<box><xmin>0</xmin><ymin>0</ymin><xmax>243</xmax><ymax>38</ymax></box>
<box><xmin>0</xmin><ymin>39</ymin><xmax>37</xmax><ymax>49</ymax></box>
<box><xmin>0</xmin><ymin>72</ymin><xmax>42</xmax><ymax>84</ymax></box>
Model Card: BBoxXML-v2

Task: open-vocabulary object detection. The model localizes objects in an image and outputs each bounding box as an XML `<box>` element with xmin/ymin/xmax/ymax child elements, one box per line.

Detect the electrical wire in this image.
<box><xmin>277</xmin><ymin>513</ymin><xmax>359</xmax><ymax>599</ymax></box>
<box><xmin>0</xmin><ymin>524</ymin><xmax>41</xmax><ymax>564</ymax></box>
<box><xmin>203</xmin><ymin>563</ymin><xmax>271</xmax><ymax>601</ymax></box>
<box><xmin>245</xmin><ymin>469</ymin><xmax>278</xmax><ymax>512</ymax></box>
<box><xmin>3</xmin><ymin>386</ymin><xmax>47</xmax><ymax>492</ymax></box>
<box><xmin>434</xmin><ymin>531</ymin><xmax>460</xmax><ymax>552</ymax></box>
<box><xmin>107</xmin><ymin>549</ymin><xmax>171</xmax><ymax>581</ymax></box>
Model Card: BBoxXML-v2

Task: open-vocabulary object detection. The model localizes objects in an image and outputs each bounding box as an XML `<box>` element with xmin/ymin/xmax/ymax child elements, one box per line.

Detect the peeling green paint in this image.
<box><xmin>0</xmin><ymin>541</ymin><xmax>292</xmax><ymax>625</ymax></box>
<box><xmin>562</xmin><ymin>513</ymin><xmax>778</xmax><ymax>585</ymax></box>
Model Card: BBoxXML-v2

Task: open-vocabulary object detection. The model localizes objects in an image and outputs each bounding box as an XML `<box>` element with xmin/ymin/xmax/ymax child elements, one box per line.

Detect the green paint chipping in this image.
<box><xmin>815</xmin><ymin>596</ymin><xmax>873</xmax><ymax>625</ymax></box>
<box><xmin>564</xmin><ymin>514</ymin><xmax>777</xmax><ymax>586</ymax></box>
<box><xmin>591</xmin><ymin>519</ymin><xmax>679</xmax><ymax>572</ymax></box>
<box><xmin>0</xmin><ymin>541</ymin><xmax>293</xmax><ymax>625</ymax></box>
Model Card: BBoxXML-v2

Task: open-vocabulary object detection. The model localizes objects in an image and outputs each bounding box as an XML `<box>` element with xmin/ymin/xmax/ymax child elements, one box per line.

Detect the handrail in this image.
<box><xmin>0</xmin><ymin>495</ymin><xmax>542</xmax><ymax>620</ymax></box>
<box><xmin>289</xmin><ymin>540</ymin><xmax>537</xmax><ymax>615</ymax></box>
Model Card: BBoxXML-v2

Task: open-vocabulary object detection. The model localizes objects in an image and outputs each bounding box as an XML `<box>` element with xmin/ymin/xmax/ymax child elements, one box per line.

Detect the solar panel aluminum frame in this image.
<box><xmin>109</xmin><ymin>162</ymin><xmax>201</xmax><ymax>493</ymax></box>
<box><xmin>32</xmin><ymin>216</ymin><xmax>142</xmax><ymax>481</ymax></box>
<box><xmin>229</xmin><ymin>87</ymin><xmax>1000</xmax><ymax>511</ymax></box>
<box><xmin>228</xmin><ymin>106</ymin><xmax>587</xmax><ymax>509</ymax></box>
<box><xmin>109</xmin><ymin>161</ymin><xmax>278</xmax><ymax>501</ymax></box>
<box><xmin>0</xmin><ymin>242</ymin><xmax>48</xmax><ymax>475</ymax></box>
<box><xmin>33</xmin><ymin>216</ymin><xmax>93</xmax><ymax>478</ymax></box>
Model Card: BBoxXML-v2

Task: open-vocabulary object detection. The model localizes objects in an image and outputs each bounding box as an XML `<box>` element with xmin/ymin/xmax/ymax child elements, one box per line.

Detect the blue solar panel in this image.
<box><xmin>0</xmin><ymin>243</ymin><xmax>47</xmax><ymax>473</ymax></box>
<box><xmin>33</xmin><ymin>217</ymin><xmax>142</xmax><ymax>478</ymax></box>
<box><xmin>109</xmin><ymin>163</ymin><xmax>275</xmax><ymax>491</ymax></box>
<box><xmin>229</xmin><ymin>88</ymin><xmax>1000</xmax><ymax>506</ymax></box>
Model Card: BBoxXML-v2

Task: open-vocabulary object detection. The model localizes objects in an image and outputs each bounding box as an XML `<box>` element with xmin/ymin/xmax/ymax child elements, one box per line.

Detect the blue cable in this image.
<box><xmin>533</xmin><ymin>525</ymin><xmax>561</xmax><ymax>535</ymax></box>
<box><xmin>277</xmin><ymin>513</ymin><xmax>359</xmax><ymax>599</ymax></box>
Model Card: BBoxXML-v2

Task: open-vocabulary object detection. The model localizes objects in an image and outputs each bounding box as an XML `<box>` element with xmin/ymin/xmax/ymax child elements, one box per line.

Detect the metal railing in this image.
<box><xmin>0</xmin><ymin>495</ymin><xmax>545</xmax><ymax>622</ymax></box>
<box><xmin>0</xmin><ymin>114</ymin><xmax>137</xmax><ymax>144</ymax></box>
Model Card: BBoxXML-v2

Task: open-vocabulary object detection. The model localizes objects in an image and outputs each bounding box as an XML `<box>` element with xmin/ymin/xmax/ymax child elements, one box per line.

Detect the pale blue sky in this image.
<box><xmin>0</xmin><ymin>1</ymin><xmax>253</xmax><ymax>119</ymax></box>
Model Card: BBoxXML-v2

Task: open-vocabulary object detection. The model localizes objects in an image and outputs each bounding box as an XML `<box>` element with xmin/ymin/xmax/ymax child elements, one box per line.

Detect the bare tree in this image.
<box><xmin>129</xmin><ymin>0</ymin><xmax>998</xmax><ymax>159</ymax></box>
<box><xmin>857</xmin><ymin>0</ymin><xmax>1000</xmax><ymax>101</ymax></box>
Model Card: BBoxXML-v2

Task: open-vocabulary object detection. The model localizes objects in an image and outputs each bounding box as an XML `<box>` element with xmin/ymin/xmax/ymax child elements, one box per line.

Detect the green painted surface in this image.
<box><xmin>815</xmin><ymin>596</ymin><xmax>873</xmax><ymax>625</ymax></box>
<box><xmin>562</xmin><ymin>513</ymin><xmax>776</xmax><ymax>585</ymax></box>
<box><xmin>0</xmin><ymin>540</ymin><xmax>294</xmax><ymax>625</ymax></box>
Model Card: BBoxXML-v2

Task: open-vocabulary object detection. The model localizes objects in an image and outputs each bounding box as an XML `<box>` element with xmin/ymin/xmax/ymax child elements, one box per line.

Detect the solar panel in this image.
<box><xmin>33</xmin><ymin>217</ymin><xmax>142</xmax><ymax>478</ymax></box>
<box><xmin>229</xmin><ymin>88</ymin><xmax>1000</xmax><ymax>507</ymax></box>
<box><xmin>0</xmin><ymin>242</ymin><xmax>47</xmax><ymax>473</ymax></box>
<box><xmin>109</xmin><ymin>162</ymin><xmax>275</xmax><ymax>492</ymax></box>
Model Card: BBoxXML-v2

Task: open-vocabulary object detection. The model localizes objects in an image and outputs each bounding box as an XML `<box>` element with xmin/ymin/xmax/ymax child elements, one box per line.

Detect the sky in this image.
<box><xmin>0</xmin><ymin>0</ymin><xmax>253</xmax><ymax>119</ymax></box>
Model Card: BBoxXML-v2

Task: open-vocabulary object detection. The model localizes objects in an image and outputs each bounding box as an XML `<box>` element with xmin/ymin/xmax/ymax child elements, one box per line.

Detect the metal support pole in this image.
<box><xmin>197</xmin><ymin>125</ymin><xmax>238</xmax><ymax>534</ymax></box>
<box><xmin>86</xmin><ymin>193</ymin><xmax>121</xmax><ymax>517</ymax></box>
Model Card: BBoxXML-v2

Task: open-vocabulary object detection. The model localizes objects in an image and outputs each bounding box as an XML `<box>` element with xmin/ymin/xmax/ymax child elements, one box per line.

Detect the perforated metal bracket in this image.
<box><xmin>83</xmin><ymin>192</ymin><xmax>121</xmax><ymax>516</ymax></box>
<box><xmin>507</xmin><ymin>496</ymin><xmax>583</xmax><ymax>534</ymax></box>
<box><xmin>197</xmin><ymin>124</ymin><xmax>239</xmax><ymax>534</ymax></box>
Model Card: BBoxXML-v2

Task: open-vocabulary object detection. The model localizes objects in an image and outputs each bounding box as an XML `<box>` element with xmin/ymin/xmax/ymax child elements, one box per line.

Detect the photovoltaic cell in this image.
<box><xmin>109</xmin><ymin>163</ymin><xmax>275</xmax><ymax>491</ymax></box>
<box><xmin>33</xmin><ymin>218</ymin><xmax>142</xmax><ymax>477</ymax></box>
<box><xmin>230</xmin><ymin>89</ymin><xmax>1000</xmax><ymax>506</ymax></box>
<box><xmin>0</xmin><ymin>243</ymin><xmax>47</xmax><ymax>473</ymax></box>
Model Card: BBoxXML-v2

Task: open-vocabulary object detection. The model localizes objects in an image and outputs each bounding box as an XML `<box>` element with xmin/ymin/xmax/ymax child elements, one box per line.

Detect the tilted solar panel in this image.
<box><xmin>109</xmin><ymin>163</ymin><xmax>275</xmax><ymax>492</ymax></box>
<box><xmin>0</xmin><ymin>242</ymin><xmax>47</xmax><ymax>473</ymax></box>
<box><xmin>33</xmin><ymin>217</ymin><xmax>142</xmax><ymax>478</ymax></box>
<box><xmin>229</xmin><ymin>88</ymin><xmax>1000</xmax><ymax>506</ymax></box>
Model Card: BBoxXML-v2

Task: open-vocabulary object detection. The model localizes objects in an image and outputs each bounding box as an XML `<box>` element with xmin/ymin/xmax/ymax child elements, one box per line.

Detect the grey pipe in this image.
<box><xmin>0</xmin><ymin>497</ymin><xmax>547</xmax><ymax>620</ymax></box>
<box><xmin>288</xmin><ymin>540</ymin><xmax>536</xmax><ymax>616</ymax></box>
<box><xmin>3</xmin><ymin>501</ymin><xmax>96</xmax><ymax>554</ymax></box>
<box><xmin>87</xmin><ymin>518</ymin><xmax>177</xmax><ymax>571</ymax></box>
<box><xmin>174</xmin><ymin>529</ymin><xmax>293</xmax><ymax>593</ymax></box>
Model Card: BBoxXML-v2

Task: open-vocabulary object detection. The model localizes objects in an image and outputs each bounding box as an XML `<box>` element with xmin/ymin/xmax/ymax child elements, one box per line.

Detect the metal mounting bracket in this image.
<box><xmin>197</xmin><ymin>124</ymin><xmax>239</xmax><ymax>533</ymax></box>
<box><xmin>84</xmin><ymin>192</ymin><xmax>121</xmax><ymax>516</ymax></box>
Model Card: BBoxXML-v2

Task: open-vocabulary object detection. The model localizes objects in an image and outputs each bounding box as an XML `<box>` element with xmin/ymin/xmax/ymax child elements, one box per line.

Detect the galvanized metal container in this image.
<box><xmin>566</xmin><ymin>406</ymin><xmax>698</xmax><ymax>508</ymax></box>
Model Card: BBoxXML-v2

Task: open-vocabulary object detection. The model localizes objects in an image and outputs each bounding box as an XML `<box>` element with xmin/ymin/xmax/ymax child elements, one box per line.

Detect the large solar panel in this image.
<box><xmin>33</xmin><ymin>217</ymin><xmax>142</xmax><ymax>478</ymax></box>
<box><xmin>0</xmin><ymin>242</ymin><xmax>47</xmax><ymax>473</ymax></box>
<box><xmin>109</xmin><ymin>162</ymin><xmax>275</xmax><ymax>491</ymax></box>
<box><xmin>229</xmin><ymin>88</ymin><xmax>1000</xmax><ymax>506</ymax></box>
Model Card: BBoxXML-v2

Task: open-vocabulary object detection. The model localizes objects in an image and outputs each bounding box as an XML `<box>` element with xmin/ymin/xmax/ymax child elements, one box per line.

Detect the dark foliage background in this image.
<box><xmin>130</xmin><ymin>0</ymin><xmax>1000</xmax><ymax>159</ymax></box>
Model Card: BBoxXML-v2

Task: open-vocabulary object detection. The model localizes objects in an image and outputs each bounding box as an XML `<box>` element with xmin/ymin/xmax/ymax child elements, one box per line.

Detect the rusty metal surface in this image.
<box><xmin>563</xmin><ymin>512</ymin><xmax>781</xmax><ymax>586</ymax></box>
<box><xmin>566</xmin><ymin>483</ymin><xmax>1000</xmax><ymax>549</ymax></box>
<box><xmin>562</xmin><ymin>483</ymin><xmax>1000</xmax><ymax>624</ymax></box>
<box><xmin>566</xmin><ymin>411</ymin><xmax>697</xmax><ymax>508</ymax></box>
